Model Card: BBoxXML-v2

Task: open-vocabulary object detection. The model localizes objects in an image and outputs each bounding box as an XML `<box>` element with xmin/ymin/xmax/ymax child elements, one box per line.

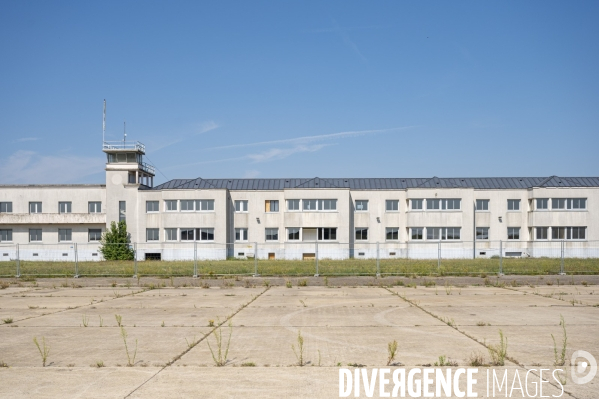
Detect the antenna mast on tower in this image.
<box><xmin>102</xmin><ymin>99</ymin><xmax>106</xmax><ymax>144</ymax></box>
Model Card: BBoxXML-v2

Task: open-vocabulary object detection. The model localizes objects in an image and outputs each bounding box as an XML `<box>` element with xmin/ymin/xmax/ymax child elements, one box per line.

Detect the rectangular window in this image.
<box><xmin>235</xmin><ymin>228</ymin><xmax>248</xmax><ymax>241</ymax></box>
<box><xmin>265</xmin><ymin>228</ymin><xmax>279</xmax><ymax>241</ymax></box>
<box><xmin>446</xmin><ymin>227</ymin><xmax>461</xmax><ymax>240</ymax></box>
<box><xmin>507</xmin><ymin>227</ymin><xmax>520</xmax><ymax>240</ymax></box>
<box><xmin>88</xmin><ymin>229</ymin><xmax>102</xmax><ymax>242</ymax></box>
<box><xmin>235</xmin><ymin>200</ymin><xmax>248</xmax><ymax>212</ymax></box>
<box><xmin>0</xmin><ymin>202</ymin><xmax>12</xmax><ymax>213</ymax></box>
<box><xmin>287</xmin><ymin>227</ymin><xmax>300</xmax><ymax>241</ymax></box>
<box><xmin>265</xmin><ymin>200</ymin><xmax>279</xmax><ymax>212</ymax></box>
<box><xmin>536</xmin><ymin>199</ymin><xmax>548</xmax><ymax>210</ymax></box>
<box><xmin>355</xmin><ymin>200</ymin><xmax>368</xmax><ymax>211</ymax></box>
<box><xmin>29</xmin><ymin>202</ymin><xmax>42</xmax><ymax>214</ymax></box>
<box><xmin>507</xmin><ymin>199</ymin><xmax>520</xmax><ymax>211</ymax></box>
<box><xmin>410</xmin><ymin>227</ymin><xmax>422</xmax><ymax>240</ymax></box>
<box><xmin>386</xmin><ymin>228</ymin><xmax>399</xmax><ymax>240</ymax></box>
<box><xmin>411</xmin><ymin>199</ymin><xmax>423</xmax><ymax>210</ymax></box>
<box><xmin>427</xmin><ymin>199</ymin><xmax>461</xmax><ymax>210</ymax></box>
<box><xmin>319</xmin><ymin>199</ymin><xmax>337</xmax><ymax>210</ymax></box>
<box><xmin>287</xmin><ymin>199</ymin><xmax>300</xmax><ymax>211</ymax></box>
<box><xmin>58</xmin><ymin>228</ymin><xmax>72</xmax><ymax>242</ymax></box>
<box><xmin>146</xmin><ymin>228</ymin><xmax>159</xmax><ymax>241</ymax></box>
<box><xmin>180</xmin><ymin>228</ymin><xmax>195</xmax><ymax>241</ymax></box>
<box><xmin>88</xmin><ymin>202</ymin><xmax>102</xmax><ymax>213</ymax></box>
<box><xmin>196</xmin><ymin>200</ymin><xmax>214</xmax><ymax>211</ymax></box>
<box><xmin>536</xmin><ymin>227</ymin><xmax>548</xmax><ymax>240</ymax></box>
<box><xmin>444</xmin><ymin>199</ymin><xmax>461</xmax><ymax>210</ymax></box>
<box><xmin>146</xmin><ymin>201</ymin><xmax>159</xmax><ymax>213</ymax></box>
<box><xmin>386</xmin><ymin>200</ymin><xmax>399</xmax><ymax>211</ymax></box>
<box><xmin>476</xmin><ymin>227</ymin><xmax>489</xmax><ymax>240</ymax></box>
<box><xmin>427</xmin><ymin>227</ymin><xmax>461</xmax><ymax>240</ymax></box>
<box><xmin>180</xmin><ymin>200</ymin><xmax>194</xmax><ymax>211</ymax></box>
<box><xmin>196</xmin><ymin>228</ymin><xmax>215</xmax><ymax>241</ymax></box>
<box><xmin>165</xmin><ymin>200</ymin><xmax>178</xmax><ymax>211</ymax></box>
<box><xmin>303</xmin><ymin>199</ymin><xmax>317</xmax><ymax>211</ymax></box>
<box><xmin>570</xmin><ymin>198</ymin><xmax>586</xmax><ymax>209</ymax></box>
<box><xmin>165</xmin><ymin>228</ymin><xmax>177</xmax><ymax>241</ymax></box>
<box><xmin>570</xmin><ymin>227</ymin><xmax>586</xmax><ymax>240</ymax></box>
<box><xmin>317</xmin><ymin>228</ymin><xmax>337</xmax><ymax>241</ymax></box>
<box><xmin>0</xmin><ymin>229</ymin><xmax>13</xmax><ymax>242</ymax></box>
<box><xmin>29</xmin><ymin>229</ymin><xmax>42</xmax><ymax>242</ymax></box>
<box><xmin>552</xmin><ymin>227</ymin><xmax>586</xmax><ymax>240</ymax></box>
<box><xmin>119</xmin><ymin>201</ymin><xmax>126</xmax><ymax>222</ymax></box>
<box><xmin>476</xmin><ymin>200</ymin><xmax>489</xmax><ymax>211</ymax></box>
<box><xmin>355</xmin><ymin>228</ymin><xmax>368</xmax><ymax>241</ymax></box>
<box><xmin>59</xmin><ymin>202</ymin><xmax>72</xmax><ymax>214</ymax></box>
<box><xmin>427</xmin><ymin>199</ymin><xmax>440</xmax><ymax>210</ymax></box>
<box><xmin>552</xmin><ymin>198</ymin><xmax>566</xmax><ymax>209</ymax></box>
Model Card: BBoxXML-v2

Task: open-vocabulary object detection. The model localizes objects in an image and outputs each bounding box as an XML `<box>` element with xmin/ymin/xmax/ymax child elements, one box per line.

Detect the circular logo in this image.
<box><xmin>571</xmin><ymin>350</ymin><xmax>597</xmax><ymax>385</ymax></box>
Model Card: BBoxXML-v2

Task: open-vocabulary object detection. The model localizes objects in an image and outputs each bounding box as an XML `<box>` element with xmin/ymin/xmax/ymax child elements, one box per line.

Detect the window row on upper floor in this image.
<box><xmin>0</xmin><ymin>202</ymin><xmax>102</xmax><ymax>214</ymax></box>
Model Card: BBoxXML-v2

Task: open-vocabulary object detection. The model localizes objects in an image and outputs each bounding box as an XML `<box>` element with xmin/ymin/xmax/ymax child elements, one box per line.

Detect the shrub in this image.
<box><xmin>99</xmin><ymin>221</ymin><xmax>134</xmax><ymax>260</ymax></box>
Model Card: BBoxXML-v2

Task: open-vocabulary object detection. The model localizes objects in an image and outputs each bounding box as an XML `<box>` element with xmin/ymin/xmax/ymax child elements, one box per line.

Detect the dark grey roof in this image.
<box><xmin>146</xmin><ymin>175</ymin><xmax>599</xmax><ymax>191</ymax></box>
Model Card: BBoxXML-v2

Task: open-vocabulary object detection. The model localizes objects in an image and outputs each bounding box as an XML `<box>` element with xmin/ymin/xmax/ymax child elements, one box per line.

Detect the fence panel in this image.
<box><xmin>563</xmin><ymin>240</ymin><xmax>599</xmax><ymax>274</ymax></box>
<box><xmin>0</xmin><ymin>244</ymin><xmax>18</xmax><ymax>277</ymax></box>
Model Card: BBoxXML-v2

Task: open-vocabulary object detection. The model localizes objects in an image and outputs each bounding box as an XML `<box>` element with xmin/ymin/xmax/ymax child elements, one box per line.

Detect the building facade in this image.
<box><xmin>0</xmin><ymin>140</ymin><xmax>598</xmax><ymax>261</ymax></box>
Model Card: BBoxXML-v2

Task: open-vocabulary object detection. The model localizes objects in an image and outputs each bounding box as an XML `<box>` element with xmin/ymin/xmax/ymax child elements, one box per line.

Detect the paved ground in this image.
<box><xmin>0</xmin><ymin>278</ymin><xmax>597</xmax><ymax>398</ymax></box>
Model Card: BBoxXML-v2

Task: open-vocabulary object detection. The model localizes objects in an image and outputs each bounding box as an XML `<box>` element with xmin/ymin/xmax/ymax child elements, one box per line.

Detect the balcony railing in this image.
<box><xmin>102</xmin><ymin>141</ymin><xmax>146</xmax><ymax>153</ymax></box>
<box><xmin>140</xmin><ymin>162</ymin><xmax>155</xmax><ymax>174</ymax></box>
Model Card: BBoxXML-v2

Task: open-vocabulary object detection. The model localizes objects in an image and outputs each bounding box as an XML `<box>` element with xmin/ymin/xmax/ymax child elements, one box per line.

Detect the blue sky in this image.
<box><xmin>1</xmin><ymin>1</ymin><xmax>598</xmax><ymax>184</ymax></box>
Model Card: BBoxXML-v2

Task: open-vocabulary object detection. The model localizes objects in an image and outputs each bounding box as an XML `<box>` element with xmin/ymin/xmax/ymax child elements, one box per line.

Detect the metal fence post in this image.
<box><xmin>376</xmin><ymin>242</ymin><xmax>381</xmax><ymax>277</ymax></box>
<box><xmin>253</xmin><ymin>242</ymin><xmax>259</xmax><ymax>277</ymax></box>
<box><xmin>499</xmin><ymin>240</ymin><xmax>503</xmax><ymax>276</ymax></box>
<box><xmin>437</xmin><ymin>241</ymin><xmax>441</xmax><ymax>272</ymax></box>
<box><xmin>133</xmin><ymin>242</ymin><xmax>138</xmax><ymax>278</ymax></box>
<box><xmin>15</xmin><ymin>243</ymin><xmax>20</xmax><ymax>278</ymax></box>
<box><xmin>193</xmin><ymin>241</ymin><xmax>198</xmax><ymax>278</ymax></box>
<box><xmin>74</xmin><ymin>243</ymin><xmax>79</xmax><ymax>278</ymax></box>
<box><xmin>314</xmin><ymin>241</ymin><xmax>319</xmax><ymax>277</ymax></box>
<box><xmin>560</xmin><ymin>240</ymin><xmax>565</xmax><ymax>275</ymax></box>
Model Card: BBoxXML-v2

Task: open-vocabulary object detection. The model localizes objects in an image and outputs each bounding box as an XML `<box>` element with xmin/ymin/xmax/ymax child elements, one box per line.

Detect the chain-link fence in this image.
<box><xmin>0</xmin><ymin>240</ymin><xmax>598</xmax><ymax>277</ymax></box>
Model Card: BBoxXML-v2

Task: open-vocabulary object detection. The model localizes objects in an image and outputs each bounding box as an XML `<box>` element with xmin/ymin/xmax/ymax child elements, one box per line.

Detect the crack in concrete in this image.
<box><xmin>123</xmin><ymin>287</ymin><xmax>270</xmax><ymax>398</ymax></box>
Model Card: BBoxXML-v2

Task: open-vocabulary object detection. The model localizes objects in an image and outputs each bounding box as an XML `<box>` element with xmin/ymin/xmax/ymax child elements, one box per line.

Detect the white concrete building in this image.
<box><xmin>1</xmin><ymin>140</ymin><xmax>598</xmax><ymax>261</ymax></box>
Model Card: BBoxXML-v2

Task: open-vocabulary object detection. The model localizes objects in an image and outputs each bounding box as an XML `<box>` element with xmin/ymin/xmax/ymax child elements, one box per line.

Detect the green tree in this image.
<box><xmin>99</xmin><ymin>221</ymin><xmax>135</xmax><ymax>260</ymax></box>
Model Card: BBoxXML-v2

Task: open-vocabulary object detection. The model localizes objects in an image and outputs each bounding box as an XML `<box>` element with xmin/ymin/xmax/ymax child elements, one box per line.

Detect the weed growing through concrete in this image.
<box><xmin>82</xmin><ymin>315</ymin><xmax>89</xmax><ymax>327</ymax></box>
<box><xmin>185</xmin><ymin>336</ymin><xmax>196</xmax><ymax>349</ymax></box>
<box><xmin>161</xmin><ymin>321</ymin><xmax>165</xmax><ymax>327</ymax></box>
<box><xmin>299</xmin><ymin>299</ymin><xmax>307</xmax><ymax>307</ymax></box>
<box><xmin>263</xmin><ymin>280</ymin><xmax>270</xmax><ymax>287</ymax></box>
<box><xmin>285</xmin><ymin>280</ymin><xmax>292</xmax><ymax>288</ymax></box>
<box><xmin>467</xmin><ymin>351</ymin><xmax>487</xmax><ymax>367</ymax></box>
<box><xmin>241</xmin><ymin>362</ymin><xmax>256</xmax><ymax>367</ymax></box>
<box><xmin>120</xmin><ymin>326</ymin><xmax>138</xmax><ymax>367</ymax></box>
<box><xmin>33</xmin><ymin>336</ymin><xmax>50</xmax><ymax>367</ymax></box>
<box><xmin>434</xmin><ymin>355</ymin><xmax>458</xmax><ymax>367</ymax></box>
<box><xmin>0</xmin><ymin>361</ymin><xmax>8</xmax><ymax>367</ymax></box>
<box><xmin>99</xmin><ymin>315</ymin><xmax>103</xmax><ymax>327</ymax></box>
<box><xmin>488</xmin><ymin>330</ymin><xmax>508</xmax><ymax>366</ymax></box>
<box><xmin>445</xmin><ymin>282</ymin><xmax>452</xmax><ymax>295</ymax></box>
<box><xmin>292</xmin><ymin>330</ymin><xmax>306</xmax><ymax>366</ymax></box>
<box><xmin>208</xmin><ymin>320</ymin><xmax>215</xmax><ymax>327</ymax></box>
<box><xmin>299</xmin><ymin>279</ymin><xmax>308</xmax><ymax>287</ymax></box>
<box><xmin>387</xmin><ymin>340</ymin><xmax>398</xmax><ymax>366</ymax></box>
<box><xmin>95</xmin><ymin>361</ymin><xmax>105</xmax><ymax>368</ymax></box>
<box><xmin>207</xmin><ymin>320</ymin><xmax>232</xmax><ymax>367</ymax></box>
<box><xmin>115</xmin><ymin>314</ymin><xmax>122</xmax><ymax>327</ymax></box>
<box><xmin>3</xmin><ymin>318</ymin><xmax>13</xmax><ymax>324</ymax></box>
<box><xmin>552</xmin><ymin>315</ymin><xmax>567</xmax><ymax>367</ymax></box>
<box><xmin>324</xmin><ymin>276</ymin><xmax>329</xmax><ymax>286</ymax></box>
<box><xmin>0</xmin><ymin>281</ymin><xmax>9</xmax><ymax>289</ymax></box>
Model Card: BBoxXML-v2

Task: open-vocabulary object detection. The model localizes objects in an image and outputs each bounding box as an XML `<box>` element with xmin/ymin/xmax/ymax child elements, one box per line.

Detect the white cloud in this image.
<box><xmin>203</xmin><ymin>126</ymin><xmax>415</xmax><ymax>152</ymax></box>
<box><xmin>242</xmin><ymin>169</ymin><xmax>260</xmax><ymax>178</ymax></box>
<box><xmin>247</xmin><ymin>144</ymin><xmax>329</xmax><ymax>163</ymax></box>
<box><xmin>13</xmin><ymin>137</ymin><xmax>39</xmax><ymax>143</ymax></box>
<box><xmin>150</xmin><ymin>120</ymin><xmax>220</xmax><ymax>153</ymax></box>
<box><xmin>0</xmin><ymin>150</ymin><xmax>104</xmax><ymax>184</ymax></box>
